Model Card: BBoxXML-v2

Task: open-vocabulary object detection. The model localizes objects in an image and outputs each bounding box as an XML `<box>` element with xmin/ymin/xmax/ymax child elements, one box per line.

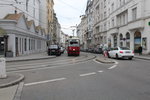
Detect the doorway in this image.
<box><xmin>0</xmin><ymin>37</ymin><xmax>4</xmax><ymax>55</ymax></box>
<box><xmin>134</xmin><ymin>31</ymin><xmax>141</xmax><ymax>53</ymax></box>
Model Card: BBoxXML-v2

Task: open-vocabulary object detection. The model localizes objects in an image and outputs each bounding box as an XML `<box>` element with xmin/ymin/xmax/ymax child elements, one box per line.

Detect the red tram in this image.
<box><xmin>67</xmin><ymin>38</ymin><xmax>80</xmax><ymax>56</ymax></box>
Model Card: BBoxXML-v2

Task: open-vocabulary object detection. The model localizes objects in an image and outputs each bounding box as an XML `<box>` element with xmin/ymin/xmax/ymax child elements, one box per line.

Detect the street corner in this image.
<box><xmin>95</xmin><ymin>57</ymin><xmax>115</xmax><ymax>64</ymax></box>
<box><xmin>0</xmin><ymin>73</ymin><xmax>24</xmax><ymax>88</ymax></box>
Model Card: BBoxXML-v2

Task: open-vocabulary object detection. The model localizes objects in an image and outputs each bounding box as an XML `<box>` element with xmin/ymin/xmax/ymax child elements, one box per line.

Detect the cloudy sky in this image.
<box><xmin>54</xmin><ymin>0</ymin><xmax>87</xmax><ymax>36</ymax></box>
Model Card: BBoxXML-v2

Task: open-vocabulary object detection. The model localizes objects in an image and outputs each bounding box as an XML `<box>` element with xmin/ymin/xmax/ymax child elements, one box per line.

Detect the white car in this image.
<box><xmin>108</xmin><ymin>47</ymin><xmax>134</xmax><ymax>60</ymax></box>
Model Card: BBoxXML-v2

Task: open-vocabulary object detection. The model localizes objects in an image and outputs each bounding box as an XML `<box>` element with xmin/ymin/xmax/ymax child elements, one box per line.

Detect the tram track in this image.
<box><xmin>6</xmin><ymin>55</ymin><xmax>95</xmax><ymax>72</ymax></box>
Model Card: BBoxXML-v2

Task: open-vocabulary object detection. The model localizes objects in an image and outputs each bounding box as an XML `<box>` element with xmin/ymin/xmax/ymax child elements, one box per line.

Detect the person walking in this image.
<box><xmin>138</xmin><ymin>46</ymin><xmax>143</xmax><ymax>55</ymax></box>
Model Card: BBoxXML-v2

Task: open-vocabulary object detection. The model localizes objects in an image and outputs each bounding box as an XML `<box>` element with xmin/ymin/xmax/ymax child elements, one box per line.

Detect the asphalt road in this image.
<box><xmin>7</xmin><ymin>52</ymin><xmax>150</xmax><ymax>100</ymax></box>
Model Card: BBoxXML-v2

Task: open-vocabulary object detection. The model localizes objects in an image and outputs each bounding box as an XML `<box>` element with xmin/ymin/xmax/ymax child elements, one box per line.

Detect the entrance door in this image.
<box><xmin>134</xmin><ymin>31</ymin><xmax>141</xmax><ymax>53</ymax></box>
<box><xmin>16</xmin><ymin>37</ymin><xmax>19</xmax><ymax>56</ymax></box>
<box><xmin>0</xmin><ymin>37</ymin><xmax>4</xmax><ymax>55</ymax></box>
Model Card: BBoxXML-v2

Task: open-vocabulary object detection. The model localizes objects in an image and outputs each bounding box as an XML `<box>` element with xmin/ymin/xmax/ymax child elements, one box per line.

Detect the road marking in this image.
<box><xmin>24</xmin><ymin>78</ymin><xmax>66</xmax><ymax>86</ymax></box>
<box><xmin>108</xmin><ymin>65</ymin><xmax>117</xmax><ymax>69</ymax></box>
<box><xmin>80</xmin><ymin>72</ymin><xmax>96</xmax><ymax>77</ymax></box>
<box><xmin>114</xmin><ymin>61</ymin><xmax>119</xmax><ymax>65</ymax></box>
<box><xmin>98</xmin><ymin>70</ymin><xmax>104</xmax><ymax>73</ymax></box>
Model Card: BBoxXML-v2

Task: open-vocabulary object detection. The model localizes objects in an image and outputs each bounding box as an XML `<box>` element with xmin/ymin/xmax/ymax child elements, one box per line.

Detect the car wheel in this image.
<box><xmin>116</xmin><ymin>54</ymin><xmax>119</xmax><ymax>59</ymax></box>
<box><xmin>129</xmin><ymin>57</ymin><xmax>132</xmax><ymax>60</ymax></box>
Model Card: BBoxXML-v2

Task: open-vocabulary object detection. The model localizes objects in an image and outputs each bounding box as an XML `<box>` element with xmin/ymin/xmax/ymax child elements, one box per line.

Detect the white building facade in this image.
<box><xmin>77</xmin><ymin>15</ymin><xmax>88</xmax><ymax>50</ymax></box>
<box><xmin>0</xmin><ymin>0</ymin><xmax>40</xmax><ymax>26</ymax></box>
<box><xmin>0</xmin><ymin>13</ymin><xmax>47</xmax><ymax>57</ymax></box>
<box><xmin>85</xmin><ymin>0</ymin><xmax>94</xmax><ymax>49</ymax></box>
<box><xmin>92</xmin><ymin>0</ymin><xmax>150</xmax><ymax>54</ymax></box>
<box><xmin>60</xmin><ymin>31</ymin><xmax>68</xmax><ymax>48</ymax></box>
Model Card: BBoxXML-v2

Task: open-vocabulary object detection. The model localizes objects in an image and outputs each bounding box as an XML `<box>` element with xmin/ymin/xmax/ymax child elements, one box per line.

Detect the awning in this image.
<box><xmin>0</xmin><ymin>27</ymin><xmax>6</xmax><ymax>36</ymax></box>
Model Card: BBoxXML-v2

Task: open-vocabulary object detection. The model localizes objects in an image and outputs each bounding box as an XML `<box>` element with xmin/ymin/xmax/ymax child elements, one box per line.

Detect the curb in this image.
<box><xmin>0</xmin><ymin>73</ymin><xmax>25</xmax><ymax>88</ymax></box>
<box><xmin>13</xmin><ymin>82</ymin><xmax>24</xmax><ymax>100</ymax></box>
<box><xmin>134</xmin><ymin>56</ymin><xmax>150</xmax><ymax>60</ymax></box>
<box><xmin>95</xmin><ymin>58</ymin><xmax>115</xmax><ymax>64</ymax></box>
<box><xmin>6</xmin><ymin>56</ymin><xmax>56</xmax><ymax>62</ymax></box>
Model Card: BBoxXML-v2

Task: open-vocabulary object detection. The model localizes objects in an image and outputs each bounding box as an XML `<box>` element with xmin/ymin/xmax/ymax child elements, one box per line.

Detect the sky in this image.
<box><xmin>54</xmin><ymin>0</ymin><xmax>87</xmax><ymax>36</ymax></box>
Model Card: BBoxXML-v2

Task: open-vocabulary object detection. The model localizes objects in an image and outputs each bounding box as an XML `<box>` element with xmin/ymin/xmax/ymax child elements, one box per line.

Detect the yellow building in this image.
<box><xmin>40</xmin><ymin>0</ymin><xmax>54</xmax><ymax>45</ymax></box>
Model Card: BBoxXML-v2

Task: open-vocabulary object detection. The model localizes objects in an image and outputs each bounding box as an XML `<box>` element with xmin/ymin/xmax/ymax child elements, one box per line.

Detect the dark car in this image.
<box><xmin>48</xmin><ymin>45</ymin><xmax>61</xmax><ymax>56</ymax></box>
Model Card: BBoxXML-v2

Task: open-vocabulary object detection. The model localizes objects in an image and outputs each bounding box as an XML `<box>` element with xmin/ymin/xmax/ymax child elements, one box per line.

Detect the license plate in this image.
<box><xmin>126</xmin><ymin>51</ymin><xmax>131</xmax><ymax>53</ymax></box>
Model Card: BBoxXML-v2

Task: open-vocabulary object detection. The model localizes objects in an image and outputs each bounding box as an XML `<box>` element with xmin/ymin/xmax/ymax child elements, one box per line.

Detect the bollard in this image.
<box><xmin>0</xmin><ymin>58</ymin><xmax>7</xmax><ymax>78</ymax></box>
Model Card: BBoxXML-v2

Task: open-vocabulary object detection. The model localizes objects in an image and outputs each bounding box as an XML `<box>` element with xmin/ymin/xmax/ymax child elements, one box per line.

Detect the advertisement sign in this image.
<box><xmin>142</xmin><ymin>37</ymin><xmax>147</xmax><ymax>50</ymax></box>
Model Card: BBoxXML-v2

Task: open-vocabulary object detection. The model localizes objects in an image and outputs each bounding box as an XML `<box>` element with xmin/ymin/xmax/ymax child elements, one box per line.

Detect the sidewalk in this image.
<box><xmin>6</xmin><ymin>52</ymin><xmax>56</xmax><ymax>62</ymax></box>
<box><xmin>0</xmin><ymin>73</ymin><xmax>24</xmax><ymax>100</ymax></box>
<box><xmin>134</xmin><ymin>54</ymin><xmax>150</xmax><ymax>60</ymax></box>
<box><xmin>96</xmin><ymin>53</ymin><xmax>150</xmax><ymax>64</ymax></box>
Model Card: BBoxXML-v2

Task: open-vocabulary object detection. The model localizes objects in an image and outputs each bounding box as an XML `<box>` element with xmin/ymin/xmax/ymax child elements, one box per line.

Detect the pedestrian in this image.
<box><xmin>138</xmin><ymin>46</ymin><xmax>142</xmax><ymax>55</ymax></box>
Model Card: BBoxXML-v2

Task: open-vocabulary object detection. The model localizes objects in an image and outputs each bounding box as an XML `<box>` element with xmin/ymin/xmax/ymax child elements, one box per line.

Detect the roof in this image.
<box><xmin>4</xmin><ymin>13</ymin><xmax>23</xmax><ymax>21</ymax></box>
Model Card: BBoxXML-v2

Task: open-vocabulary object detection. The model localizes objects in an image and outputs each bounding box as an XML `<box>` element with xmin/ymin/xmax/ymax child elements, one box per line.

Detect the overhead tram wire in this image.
<box><xmin>0</xmin><ymin>3</ymin><xmax>49</xmax><ymax>27</ymax></box>
<box><xmin>0</xmin><ymin>1</ymin><xmax>81</xmax><ymax>30</ymax></box>
<box><xmin>56</xmin><ymin>0</ymin><xmax>82</xmax><ymax>13</ymax></box>
<box><xmin>0</xmin><ymin>1</ymin><xmax>76</xmax><ymax>23</ymax></box>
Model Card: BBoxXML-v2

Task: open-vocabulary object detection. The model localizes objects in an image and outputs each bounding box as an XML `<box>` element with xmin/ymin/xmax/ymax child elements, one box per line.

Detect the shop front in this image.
<box><xmin>134</xmin><ymin>31</ymin><xmax>141</xmax><ymax>53</ymax></box>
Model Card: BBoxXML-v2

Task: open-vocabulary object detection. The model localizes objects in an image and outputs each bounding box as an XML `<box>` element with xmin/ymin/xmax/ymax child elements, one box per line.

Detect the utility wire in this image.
<box><xmin>0</xmin><ymin>1</ymin><xmax>77</xmax><ymax>21</ymax></box>
<box><xmin>55</xmin><ymin>0</ymin><xmax>82</xmax><ymax>13</ymax></box>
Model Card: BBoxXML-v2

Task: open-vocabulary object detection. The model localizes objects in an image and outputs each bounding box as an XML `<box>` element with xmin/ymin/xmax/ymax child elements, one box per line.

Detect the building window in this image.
<box><xmin>111</xmin><ymin>3</ymin><xmax>114</xmax><ymax>12</ymax></box>
<box><xmin>24</xmin><ymin>38</ymin><xmax>27</xmax><ymax>51</ymax></box>
<box><xmin>104</xmin><ymin>22</ymin><xmax>107</xmax><ymax>31</ymax></box>
<box><xmin>126</xmin><ymin>32</ymin><xmax>130</xmax><ymax>48</ymax></box>
<box><xmin>120</xmin><ymin>34</ymin><xmax>123</xmax><ymax>46</ymax></box>
<box><xmin>96</xmin><ymin>26</ymin><xmax>99</xmax><ymax>34</ymax></box>
<box><xmin>114</xmin><ymin>35</ymin><xmax>117</xmax><ymax>47</ymax></box>
<box><xmin>20</xmin><ymin>38</ymin><xmax>21</xmax><ymax>53</ymax></box>
<box><xmin>33</xmin><ymin>0</ymin><xmax>35</xmax><ymax>5</ymax></box>
<box><xmin>104</xmin><ymin>11</ymin><xmax>107</xmax><ymax>18</ymax></box>
<box><xmin>26</xmin><ymin>0</ymin><xmax>29</xmax><ymax>11</ymax></box>
<box><xmin>132</xmin><ymin>7</ymin><xmax>137</xmax><ymax>21</ymax></box>
<box><xmin>29</xmin><ymin>39</ymin><xmax>30</xmax><ymax>50</ymax></box>
<box><xmin>111</xmin><ymin>18</ymin><xmax>115</xmax><ymax>27</ymax></box>
<box><xmin>33</xmin><ymin>8</ymin><xmax>35</xmax><ymax>18</ymax></box>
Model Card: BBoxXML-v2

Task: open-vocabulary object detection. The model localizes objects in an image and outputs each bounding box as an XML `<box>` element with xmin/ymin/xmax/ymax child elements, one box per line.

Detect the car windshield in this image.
<box><xmin>120</xmin><ymin>47</ymin><xmax>130</xmax><ymax>50</ymax></box>
<box><xmin>49</xmin><ymin>45</ymin><xmax>58</xmax><ymax>49</ymax></box>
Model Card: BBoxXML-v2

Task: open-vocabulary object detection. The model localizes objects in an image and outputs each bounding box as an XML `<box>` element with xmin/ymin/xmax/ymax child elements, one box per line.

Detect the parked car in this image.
<box><xmin>108</xmin><ymin>46</ymin><xmax>134</xmax><ymax>60</ymax></box>
<box><xmin>95</xmin><ymin>48</ymin><xmax>103</xmax><ymax>54</ymax></box>
<box><xmin>48</xmin><ymin>45</ymin><xmax>61</xmax><ymax>56</ymax></box>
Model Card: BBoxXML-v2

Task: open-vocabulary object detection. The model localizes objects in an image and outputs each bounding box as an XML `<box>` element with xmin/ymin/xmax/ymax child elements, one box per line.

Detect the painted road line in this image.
<box><xmin>80</xmin><ymin>72</ymin><xmax>96</xmax><ymax>77</ymax></box>
<box><xmin>114</xmin><ymin>61</ymin><xmax>119</xmax><ymax>65</ymax></box>
<box><xmin>108</xmin><ymin>65</ymin><xmax>117</xmax><ymax>69</ymax></box>
<box><xmin>98</xmin><ymin>70</ymin><xmax>104</xmax><ymax>73</ymax></box>
<box><xmin>24</xmin><ymin>78</ymin><xmax>66</xmax><ymax>86</ymax></box>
